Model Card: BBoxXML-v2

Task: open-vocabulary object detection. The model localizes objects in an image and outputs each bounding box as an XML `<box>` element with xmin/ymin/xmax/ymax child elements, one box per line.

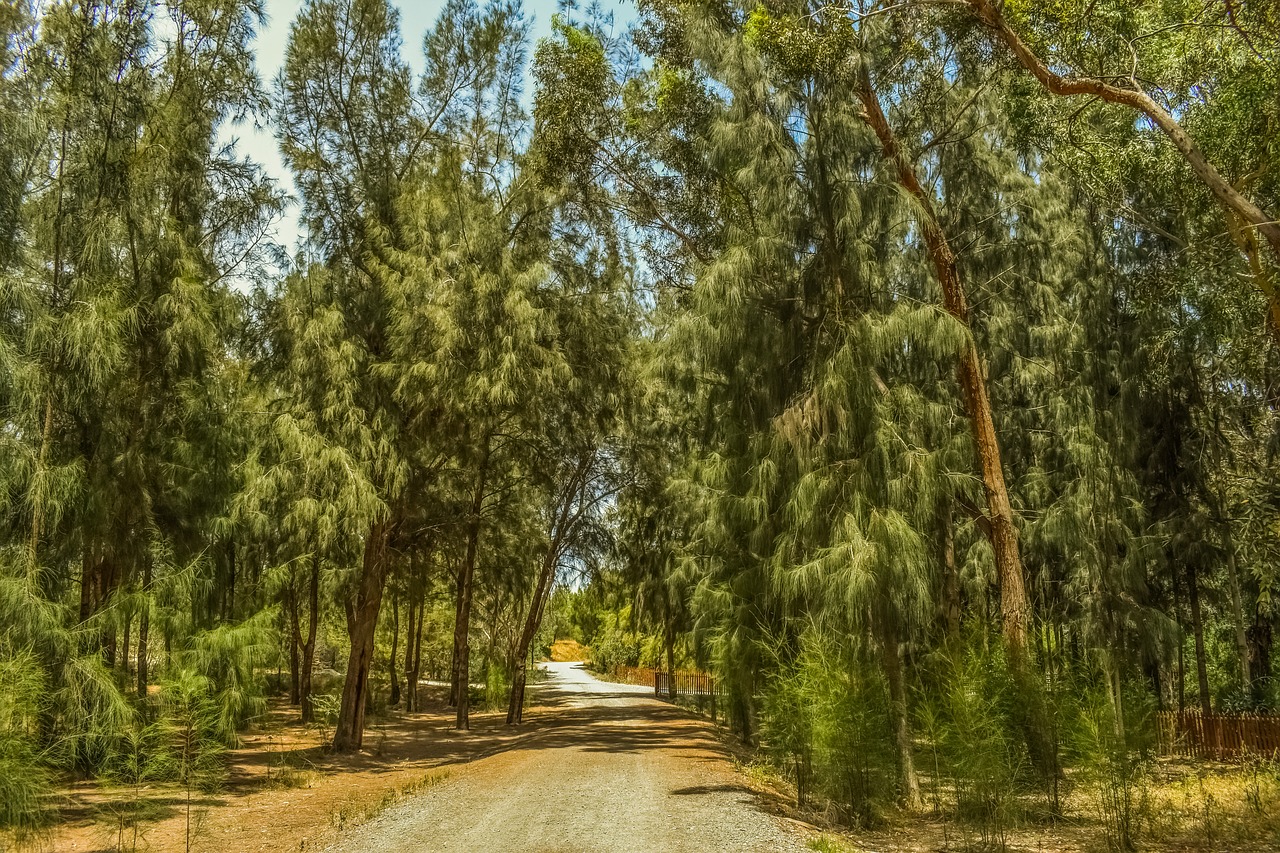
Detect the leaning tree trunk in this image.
<box><xmin>853</xmin><ymin>59</ymin><xmax>1061</xmax><ymax>777</ymax></box>
<box><xmin>333</xmin><ymin>521</ymin><xmax>392</xmax><ymax>752</ymax></box>
<box><xmin>452</xmin><ymin>441</ymin><xmax>491</xmax><ymax>730</ymax></box>
<box><xmin>854</xmin><ymin>64</ymin><xmax>1030</xmax><ymax>662</ymax></box>
<box><xmin>507</xmin><ymin>551</ymin><xmax>557</xmax><ymax>725</ymax></box>
<box><xmin>965</xmin><ymin>0</ymin><xmax>1280</xmax><ymax>345</ymax></box>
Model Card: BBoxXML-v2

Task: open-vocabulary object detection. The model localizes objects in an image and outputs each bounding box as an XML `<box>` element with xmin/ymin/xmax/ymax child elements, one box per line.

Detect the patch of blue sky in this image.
<box><xmin>223</xmin><ymin>0</ymin><xmax>637</xmax><ymax>273</ymax></box>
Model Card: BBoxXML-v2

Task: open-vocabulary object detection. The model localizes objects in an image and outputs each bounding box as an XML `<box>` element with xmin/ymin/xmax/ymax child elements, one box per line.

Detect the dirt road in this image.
<box><xmin>323</xmin><ymin>661</ymin><xmax>807</xmax><ymax>853</ymax></box>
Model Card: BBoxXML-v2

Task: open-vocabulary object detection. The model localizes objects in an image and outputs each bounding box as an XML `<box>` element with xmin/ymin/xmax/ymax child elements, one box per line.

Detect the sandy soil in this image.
<box><xmin>37</xmin><ymin>663</ymin><xmax>807</xmax><ymax>852</ymax></box>
<box><xmin>321</xmin><ymin>662</ymin><xmax>807</xmax><ymax>853</ymax></box>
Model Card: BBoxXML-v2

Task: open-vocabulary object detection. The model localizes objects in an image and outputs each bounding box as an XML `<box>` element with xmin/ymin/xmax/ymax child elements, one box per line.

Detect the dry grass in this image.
<box><xmin>726</xmin><ymin>742</ymin><xmax>1280</xmax><ymax>852</ymax></box>
<box><xmin>328</xmin><ymin>770</ymin><xmax>450</xmax><ymax>832</ymax></box>
<box><xmin>548</xmin><ymin>639</ymin><xmax>587</xmax><ymax>662</ymax></box>
<box><xmin>1132</xmin><ymin>756</ymin><xmax>1280</xmax><ymax>850</ymax></box>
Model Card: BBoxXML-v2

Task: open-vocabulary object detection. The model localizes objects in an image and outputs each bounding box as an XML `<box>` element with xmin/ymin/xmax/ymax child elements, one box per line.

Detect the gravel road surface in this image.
<box><xmin>323</xmin><ymin>661</ymin><xmax>806</xmax><ymax>852</ymax></box>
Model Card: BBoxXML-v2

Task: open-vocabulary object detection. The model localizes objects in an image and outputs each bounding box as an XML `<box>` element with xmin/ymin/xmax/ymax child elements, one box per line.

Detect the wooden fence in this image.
<box><xmin>653</xmin><ymin>670</ymin><xmax>717</xmax><ymax>698</ymax></box>
<box><xmin>653</xmin><ymin>670</ymin><xmax>724</xmax><ymax>722</ymax></box>
<box><xmin>1156</xmin><ymin>711</ymin><xmax>1280</xmax><ymax>760</ymax></box>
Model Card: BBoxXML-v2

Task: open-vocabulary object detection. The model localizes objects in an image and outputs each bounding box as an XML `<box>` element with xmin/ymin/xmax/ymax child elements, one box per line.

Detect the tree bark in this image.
<box><xmin>404</xmin><ymin>593</ymin><xmax>419</xmax><ymax>712</ymax></box>
<box><xmin>964</xmin><ymin>0</ymin><xmax>1280</xmax><ymax>341</ymax></box>
<box><xmin>666</xmin><ymin>628</ymin><xmax>678</xmax><ymax>702</ymax></box>
<box><xmin>136</xmin><ymin>552</ymin><xmax>151</xmax><ymax>698</ymax></box>
<box><xmin>333</xmin><ymin>520</ymin><xmax>392</xmax><ymax>752</ymax></box>
<box><xmin>880</xmin><ymin>617</ymin><xmax>923</xmax><ymax>810</ymax></box>
<box><xmin>1219</xmin><ymin>522</ymin><xmax>1252</xmax><ymax>691</ymax></box>
<box><xmin>452</xmin><ymin>440</ymin><xmax>491</xmax><ymax>730</ymax></box>
<box><xmin>409</xmin><ymin>585</ymin><xmax>426</xmax><ymax>711</ymax></box>
<box><xmin>389</xmin><ymin>593</ymin><xmax>402</xmax><ymax>708</ymax></box>
<box><xmin>853</xmin><ymin>64</ymin><xmax>1030</xmax><ymax>661</ymax></box>
<box><xmin>940</xmin><ymin>498</ymin><xmax>961</xmax><ymax>640</ymax></box>
<box><xmin>300</xmin><ymin>551</ymin><xmax>320</xmax><ymax>723</ymax></box>
<box><xmin>288</xmin><ymin>573</ymin><xmax>301</xmax><ymax>706</ymax></box>
<box><xmin>1186</xmin><ymin>561</ymin><xmax>1213</xmax><ymax>715</ymax></box>
<box><xmin>1247</xmin><ymin>610</ymin><xmax>1272</xmax><ymax>704</ymax></box>
<box><xmin>121</xmin><ymin>609</ymin><xmax>132</xmax><ymax>679</ymax></box>
<box><xmin>506</xmin><ymin>551</ymin><xmax>557</xmax><ymax>724</ymax></box>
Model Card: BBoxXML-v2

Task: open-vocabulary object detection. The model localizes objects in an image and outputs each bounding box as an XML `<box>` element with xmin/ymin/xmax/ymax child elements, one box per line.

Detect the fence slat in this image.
<box><xmin>1156</xmin><ymin>710</ymin><xmax>1280</xmax><ymax>761</ymax></box>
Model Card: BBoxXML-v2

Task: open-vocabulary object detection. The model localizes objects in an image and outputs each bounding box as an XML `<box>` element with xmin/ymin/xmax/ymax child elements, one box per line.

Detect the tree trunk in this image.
<box><xmin>666</xmin><ymin>629</ymin><xmax>677</xmax><ymax>702</ymax></box>
<box><xmin>1247</xmin><ymin>611</ymin><xmax>1272</xmax><ymax>704</ymax></box>
<box><xmin>409</xmin><ymin>586</ymin><xmax>426</xmax><ymax>711</ymax></box>
<box><xmin>452</xmin><ymin>440</ymin><xmax>491</xmax><ymax>731</ymax></box>
<box><xmin>965</xmin><ymin>0</ymin><xmax>1280</xmax><ymax>342</ymax></box>
<box><xmin>507</xmin><ymin>552</ymin><xmax>556</xmax><ymax>725</ymax></box>
<box><xmin>226</xmin><ymin>540</ymin><xmax>236</xmax><ymax>622</ymax></box>
<box><xmin>288</xmin><ymin>572</ymin><xmax>301</xmax><ymax>706</ymax></box>
<box><xmin>1219</xmin><ymin>522</ymin><xmax>1251</xmax><ymax>691</ymax></box>
<box><xmin>1172</xmin><ymin>553</ymin><xmax>1186</xmax><ymax>712</ymax></box>
<box><xmin>1186</xmin><ymin>561</ymin><xmax>1213</xmax><ymax>715</ymax></box>
<box><xmin>940</xmin><ymin>498</ymin><xmax>961</xmax><ymax>640</ymax></box>
<box><xmin>333</xmin><ymin>521</ymin><xmax>392</xmax><ymax>752</ymax></box>
<box><xmin>300</xmin><ymin>551</ymin><xmax>320</xmax><ymax>723</ymax></box>
<box><xmin>880</xmin><ymin>616</ymin><xmax>923</xmax><ymax>810</ymax></box>
<box><xmin>136</xmin><ymin>553</ymin><xmax>151</xmax><ymax>698</ymax></box>
<box><xmin>121</xmin><ymin>609</ymin><xmax>132</xmax><ymax>679</ymax></box>
<box><xmin>389</xmin><ymin>593</ymin><xmax>401</xmax><ymax>708</ymax></box>
<box><xmin>854</xmin><ymin>66</ymin><xmax>1030</xmax><ymax>661</ymax></box>
<box><xmin>403</xmin><ymin>594</ymin><xmax>419</xmax><ymax>713</ymax></box>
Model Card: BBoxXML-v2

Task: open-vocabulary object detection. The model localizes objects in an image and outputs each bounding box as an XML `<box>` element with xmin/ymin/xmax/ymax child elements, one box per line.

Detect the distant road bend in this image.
<box><xmin>324</xmin><ymin>661</ymin><xmax>806</xmax><ymax>853</ymax></box>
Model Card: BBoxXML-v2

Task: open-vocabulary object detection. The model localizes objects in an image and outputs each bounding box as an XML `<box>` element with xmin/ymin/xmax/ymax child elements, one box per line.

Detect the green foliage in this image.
<box><xmin>1064</xmin><ymin>675</ymin><xmax>1156</xmax><ymax>851</ymax></box>
<box><xmin>0</xmin><ymin>650</ymin><xmax>50</xmax><ymax>840</ymax></box>
<box><xmin>760</xmin><ymin>630</ymin><xmax>895</xmax><ymax>826</ymax></box>
<box><xmin>918</xmin><ymin>639</ymin><xmax>1030</xmax><ymax>848</ymax></box>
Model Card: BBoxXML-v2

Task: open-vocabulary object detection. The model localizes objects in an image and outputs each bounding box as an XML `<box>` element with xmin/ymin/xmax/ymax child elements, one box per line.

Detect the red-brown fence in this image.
<box><xmin>653</xmin><ymin>670</ymin><xmax>717</xmax><ymax>698</ymax></box>
<box><xmin>1156</xmin><ymin>711</ymin><xmax>1280</xmax><ymax>760</ymax></box>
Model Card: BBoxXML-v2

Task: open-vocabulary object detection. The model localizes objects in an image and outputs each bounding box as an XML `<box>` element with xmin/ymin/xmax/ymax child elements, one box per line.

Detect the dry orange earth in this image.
<box><xmin>39</xmin><ymin>690</ymin><xmax>535</xmax><ymax>853</ymax></box>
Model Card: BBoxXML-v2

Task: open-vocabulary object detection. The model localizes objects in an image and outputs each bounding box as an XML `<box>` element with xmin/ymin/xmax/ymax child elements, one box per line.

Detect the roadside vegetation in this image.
<box><xmin>3</xmin><ymin>0</ymin><xmax>1280</xmax><ymax>851</ymax></box>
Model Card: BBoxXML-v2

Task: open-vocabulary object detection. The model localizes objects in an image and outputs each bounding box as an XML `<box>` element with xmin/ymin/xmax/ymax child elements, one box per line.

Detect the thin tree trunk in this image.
<box><xmin>1172</xmin><ymin>552</ymin><xmax>1186</xmax><ymax>712</ymax></box>
<box><xmin>137</xmin><ymin>552</ymin><xmax>151</xmax><ymax>698</ymax></box>
<box><xmin>507</xmin><ymin>552</ymin><xmax>556</xmax><ymax>724</ymax></box>
<box><xmin>940</xmin><ymin>498</ymin><xmax>961</xmax><ymax>639</ymax></box>
<box><xmin>300</xmin><ymin>551</ymin><xmax>320</xmax><ymax>723</ymax></box>
<box><xmin>453</xmin><ymin>440</ymin><xmax>491</xmax><ymax>731</ymax></box>
<box><xmin>880</xmin><ymin>617</ymin><xmax>923</xmax><ymax>810</ymax></box>
<box><xmin>1247</xmin><ymin>610</ymin><xmax>1272</xmax><ymax>704</ymax></box>
<box><xmin>404</xmin><ymin>594</ymin><xmax>419</xmax><ymax>713</ymax></box>
<box><xmin>666</xmin><ymin>628</ymin><xmax>677</xmax><ymax>702</ymax></box>
<box><xmin>389</xmin><ymin>593</ymin><xmax>401</xmax><ymax>707</ymax></box>
<box><xmin>1219</xmin><ymin>522</ymin><xmax>1251</xmax><ymax>691</ymax></box>
<box><xmin>288</xmin><ymin>572</ymin><xmax>301</xmax><ymax>706</ymax></box>
<box><xmin>334</xmin><ymin>521</ymin><xmax>392</xmax><ymax>752</ymax></box>
<box><xmin>408</xmin><ymin>584</ymin><xmax>426</xmax><ymax>712</ymax></box>
<box><xmin>1186</xmin><ymin>562</ymin><xmax>1213</xmax><ymax>715</ymax></box>
<box><xmin>121</xmin><ymin>608</ymin><xmax>132</xmax><ymax>679</ymax></box>
<box><xmin>854</xmin><ymin>65</ymin><xmax>1030</xmax><ymax>660</ymax></box>
<box><xmin>226</xmin><ymin>541</ymin><xmax>236</xmax><ymax>622</ymax></box>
